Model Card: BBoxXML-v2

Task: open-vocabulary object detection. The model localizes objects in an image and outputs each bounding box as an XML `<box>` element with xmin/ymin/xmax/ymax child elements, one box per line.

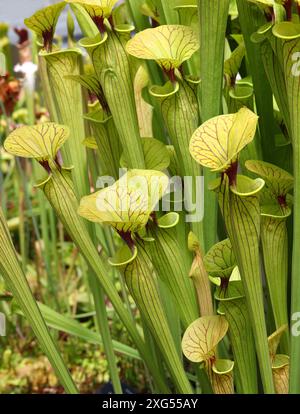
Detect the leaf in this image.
<box><xmin>188</xmin><ymin>231</ymin><xmax>201</xmax><ymax>252</ymax></box>
<box><xmin>268</xmin><ymin>326</ymin><xmax>290</xmax><ymax>394</ymax></box>
<box><xmin>190</xmin><ymin>108</ymin><xmax>258</xmax><ymax>172</ymax></box>
<box><xmin>258</xmin><ymin>33</ymin><xmax>292</xmax><ymax>145</ymax></box>
<box><xmin>217</xmin><ymin>283</ymin><xmax>258</xmax><ymax>394</ymax></box>
<box><xmin>35</xmin><ymin>168</ymin><xmax>168</xmax><ymax>391</ymax></box>
<box><xmin>66</xmin><ymin>0</ymin><xmax>119</xmax><ymax>19</ymax></box>
<box><xmin>204</xmin><ymin>238</ymin><xmax>236</xmax><ymax>279</ymax></box>
<box><xmin>166</xmin><ymin>145</ymin><xmax>181</xmax><ymax>176</ymax></box>
<box><xmin>268</xmin><ymin>21</ymin><xmax>300</xmax><ymax>393</ymax></box>
<box><xmin>0</xmin><ymin>207</ymin><xmax>78</xmax><ymax>394</ymax></box>
<box><xmin>66</xmin><ymin>73</ymin><xmax>108</xmax><ymax>112</ymax></box>
<box><xmin>209</xmin><ymin>265</ymin><xmax>241</xmax><ymax>287</ymax></box>
<box><xmin>121</xmin><ymin>238</ymin><xmax>192</xmax><ymax>393</ymax></box>
<box><xmin>83</xmin><ymin>107</ymin><xmax>121</xmax><ymax>178</ymax></box>
<box><xmin>150</xmin><ymin>77</ymin><xmax>203</xmax><ymax>245</ymax></box>
<box><xmin>69</xmin><ymin>3</ymin><xmax>98</xmax><ymax>37</ymax></box>
<box><xmin>182</xmin><ymin>315</ymin><xmax>228</xmax><ymax>363</ymax></box>
<box><xmin>173</xmin><ymin>2</ymin><xmax>199</xmax><ymax>36</ymax></box>
<box><xmin>236</xmin><ymin>0</ymin><xmax>276</xmax><ymax>167</ymax></box>
<box><xmin>134</xmin><ymin>65</ymin><xmax>153</xmax><ymax>138</ymax></box>
<box><xmin>272</xmin><ymin>21</ymin><xmax>300</xmax><ymax>39</ymax></box>
<box><xmin>24</xmin><ymin>2</ymin><xmax>66</xmax><ymax>51</ymax></box>
<box><xmin>120</xmin><ymin>138</ymin><xmax>170</xmax><ymax>171</ymax></box>
<box><xmin>150</xmin><ymin>79</ymin><xmax>200</xmax><ymax>178</ymax></box>
<box><xmin>126</xmin><ymin>25</ymin><xmax>199</xmax><ymax>71</ymax></box>
<box><xmin>215</xmin><ymin>280</ymin><xmax>245</xmax><ymax>302</ymax></box>
<box><xmin>230</xmin><ymin>174</ymin><xmax>265</xmax><ymax>196</ymax></box>
<box><xmin>260</xmin><ymin>199</ymin><xmax>291</xmax><ymax>218</ymax></box>
<box><xmin>37</xmin><ymin>302</ymin><xmax>140</xmax><ymax>360</ymax></box>
<box><xmin>189</xmin><ymin>247</ymin><xmax>214</xmax><ymax>317</ymax></box>
<box><xmin>198</xmin><ymin>0</ymin><xmax>230</xmax><ymax>250</ymax></box>
<box><xmin>146</xmin><ymin>218</ymin><xmax>199</xmax><ymax>328</ymax></box>
<box><xmin>245</xmin><ymin>160</ymin><xmax>293</xmax><ymax>196</ymax></box>
<box><xmin>272</xmin><ymin>354</ymin><xmax>289</xmax><ymax>394</ymax></box>
<box><xmin>4</xmin><ymin>123</ymin><xmax>69</xmax><ymax>161</ymax></box>
<box><xmin>80</xmin><ymin>30</ymin><xmax>146</xmax><ymax>169</ymax></box>
<box><xmin>224</xmin><ymin>42</ymin><xmax>245</xmax><ymax>82</ymax></box>
<box><xmin>82</xmin><ymin>136</ymin><xmax>98</xmax><ymax>149</ymax></box>
<box><xmin>260</xmin><ymin>210</ymin><xmax>290</xmax><ymax>353</ymax></box>
<box><xmin>211</xmin><ymin>359</ymin><xmax>235</xmax><ymax>394</ymax></box>
<box><xmin>40</xmin><ymin>48</ymin><xmax>91</xmax><ymax>199</ymax></box>
<box><xmin>78</xmin><ymin>170</ymin><xmax>169</xmax><ymax>233</ymax></box>
<box><xmin>140</xmin><ymin>0</ymin><xmax>161</xmax><ymax>24</ymax></box>
<box><xmin>268</xmin><ymin>325</ymin><xmax>288</xmax><ymax>360</ymax></box>
<box><xmin>112</xmin><ymin>2</ymin><xmax>132</xmax><ymax>26</ymax></box>
<box><xmin>215</xmin><ymin>175</ymin><xmax>274</xmax><ymax>393</ymax></box>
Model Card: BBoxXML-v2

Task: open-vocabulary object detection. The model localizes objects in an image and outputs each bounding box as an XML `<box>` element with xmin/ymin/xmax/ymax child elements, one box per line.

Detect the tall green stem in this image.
<box><xmin>80</xmin><ymin>28</ymin><xmax>145</xmax><ymax>169</ymax></box>
<box><xmin>198</xmin><ymin>0</ymin><xmax>230</xmax><ymax>250</ymax></box>
<box><xmin>216</xmin><ymin>176</ymin><xmax>274</xmax><ymax>393</ymax></box>
<box><xmin>236</xmin><ymin>0</ymin><xmax>276</xmax><ymax>162</ymax></box>
<box><xmin>150</xmin><ymin>79</ymin><xmax>204</xmax><ymax>246</ymax></box>
<box><xmin>266</xmin><ymin>26</ymin><xmax>300</xmax><ymax>392</ymax></box>
<box><xmin>216</xmin><ymin>281</ymin><xmax>258</xmax><ymax>394</ymax></box>
<box><xmin>117</xmin><ymin>239</ymin><xmax>193</xmax><ymax>393</ymax></box>
<box><xmin>261</xmin><ymin>216</ymin><xmax>289</xmax><ymax>354</ymax></box>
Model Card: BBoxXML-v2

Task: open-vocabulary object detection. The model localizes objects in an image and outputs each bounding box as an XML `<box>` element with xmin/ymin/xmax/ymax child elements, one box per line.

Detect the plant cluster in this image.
<box><xmin>1</xmin><ymin>0</ymin><xmax>300</xmax><ymax>394</ymax></box>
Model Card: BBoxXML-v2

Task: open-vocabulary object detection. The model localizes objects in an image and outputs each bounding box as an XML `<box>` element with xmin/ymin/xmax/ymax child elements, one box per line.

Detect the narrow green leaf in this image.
<box><xmin>0</xmin><ymin>207</ymin><xmax>78</xmax><ymax>394</ymax></box>
<box><xmin>70</xmin><ymin>3</ymin><xmax>99</xmax><ymax>37</ymax></box>
<box><xmin>37</xmin><ymin>302</ymin><xmax>141</xmax><ymax>360</ymax></box>
<box><xmin>125</xmin><ymin>0</ymin><xmax>152</xmax><ymax>31</ymax></box>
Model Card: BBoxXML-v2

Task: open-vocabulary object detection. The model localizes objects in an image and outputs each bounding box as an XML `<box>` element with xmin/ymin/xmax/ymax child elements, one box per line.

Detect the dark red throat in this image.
<box><xmin>285</xmin><ymin>0</ymin><xmax>292</xmax><ymax>21</ymax></box>
<box><xmin>223</xmin><ymin>161</ymin><xmax>238</xmax><ymax>187</ymax></box>
<box><xmin>93</xmin><ymin>16</ymin><xmax>106</xmax><ymax>34</ymax></box>
<box><xmin>118</xmin><ymin>231</ymin><xmax>135</xmax><ymax>251</ymax></box>
<box><xmin>278</xmin><ymin>194</ymin><xmax>287</xmax><ymax>208</ymax></box>
<box><xmin>43</xmin><ymin>29</ymin><xmax>54</xmax><ymax>53</ymax></box>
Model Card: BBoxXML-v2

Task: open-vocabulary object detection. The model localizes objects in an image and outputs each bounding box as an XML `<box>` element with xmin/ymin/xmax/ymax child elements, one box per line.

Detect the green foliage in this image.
<box><xmin>1</xmin><ymin>0</ymin><xmax>300</xmax><ymax>395</ymax></box>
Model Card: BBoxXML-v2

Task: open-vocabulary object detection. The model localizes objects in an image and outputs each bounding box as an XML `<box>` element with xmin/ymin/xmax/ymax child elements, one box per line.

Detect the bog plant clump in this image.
<box><xmin>1</xmin><ymin>0</ymin><xmax>300</xmax><ymax>394</ymax></box>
